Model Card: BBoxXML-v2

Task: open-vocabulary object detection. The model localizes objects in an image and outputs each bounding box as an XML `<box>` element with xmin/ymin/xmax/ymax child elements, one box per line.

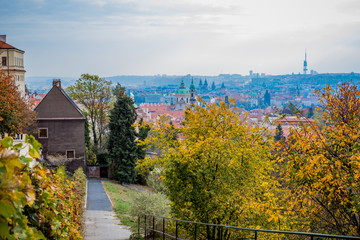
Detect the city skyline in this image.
<box><xmin>1</xmin><ymin>0</ymin><xmax>360</xmax><ymax>77</ymax></box>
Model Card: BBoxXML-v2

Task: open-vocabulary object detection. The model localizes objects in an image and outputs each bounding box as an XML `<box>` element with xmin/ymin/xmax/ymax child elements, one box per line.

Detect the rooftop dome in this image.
<box><xmin>175</xmin><ymin>80</ymin><xmax>190</xmax><ymax>94</ymax></box>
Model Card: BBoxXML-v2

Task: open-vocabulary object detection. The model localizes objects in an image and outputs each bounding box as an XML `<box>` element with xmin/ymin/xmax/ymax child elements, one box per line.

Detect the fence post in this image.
<box><xmin>145</xmin><ymin>215</ymin><xmax>147</xmax><ymax>238</ymax></box>
<box><xmin>163</xmin><ymin>217</ymin><xmax>165</xmax><ymax>240</ymax></box>
<box><xmin>153</xmin><ymin>216</ymin><xmax>155</xmax><ymax>240</ymax></box>
<box><xmin>138</xmin><ymin>215</ymin><xmax>140</xmax><ymax>235</ymax></box>
<box><xmin>176</xmin><ymin>221</ymin><xmax>178</xmax><ymax>240</ymax></box>
<box><xmin>311</xmin><ymin>236</ymin><xmax>314</xmax><ymax>240</ymax></box>
<box><xmin>194</xmin><ymin>224</ymin><xmax>197</xmax><ymax>240</ymax></box>
<box><xmin>254</xmin><ymin>230</ymin><xmax>257</xmax><ymax>240</ymax></box>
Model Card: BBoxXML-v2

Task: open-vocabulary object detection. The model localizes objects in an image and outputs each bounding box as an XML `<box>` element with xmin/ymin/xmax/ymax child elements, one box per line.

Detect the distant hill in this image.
<box><xmin>26</xmin><ymin>73</ymin><xmax>360</xmax><ymax>92</ymax></box>
<box><xmin>26</xmin><ymin>76</ymin><xmax>77</xmax><ymax>92</ymax></box>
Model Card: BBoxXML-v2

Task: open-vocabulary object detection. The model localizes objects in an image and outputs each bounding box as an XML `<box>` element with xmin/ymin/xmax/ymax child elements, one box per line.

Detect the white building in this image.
<box><xmin>0</xmin><ymin>35</ymin><xmax>26</xmax><ymax>97</ymax></box>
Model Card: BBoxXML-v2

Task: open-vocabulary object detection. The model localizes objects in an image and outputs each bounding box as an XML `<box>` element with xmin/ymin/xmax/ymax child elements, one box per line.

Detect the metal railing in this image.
<box><xmin>138</xmin><ymin>214</ymin><xmax>360</xmax><ymax>240</ymax></box>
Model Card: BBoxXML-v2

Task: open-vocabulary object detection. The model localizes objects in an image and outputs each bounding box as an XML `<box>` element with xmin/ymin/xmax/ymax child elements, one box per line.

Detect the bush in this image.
<box><xmin>146</xmin><ymin>168</ymin><xmax>167</xmax><ymax>194</ymax></box>
<box><xmin>0</xmin><ymin>136</ymin><xmax>86</xmax><ymax>239</ymax></box>
<box><xmin>24</xmin><ymin>166</ymin><xmax>85</xmax><ymax>239</ymax></box>
<box><xmin>130</xmin><ymin>191</ymin><xmax>170</xmax><ymax>218</ymax></box>
<box><xmin>0</xmin><ymin>136</ymin><xmax>43</xmax><ymax>239</ymax></box>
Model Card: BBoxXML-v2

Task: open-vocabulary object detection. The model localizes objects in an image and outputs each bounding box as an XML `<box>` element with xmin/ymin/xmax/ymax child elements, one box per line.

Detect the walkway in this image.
<box><xmin>85</xmin><ymin>179</ymin><xmax>132</xmax><ymax>240</ymax></box>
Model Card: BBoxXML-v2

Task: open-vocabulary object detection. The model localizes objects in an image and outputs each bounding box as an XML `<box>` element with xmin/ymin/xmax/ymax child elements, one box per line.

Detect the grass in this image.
<box><xmin>102</xmin><ymin>180</ymin><xmax>139</xmax><ymax>232</ymax></box>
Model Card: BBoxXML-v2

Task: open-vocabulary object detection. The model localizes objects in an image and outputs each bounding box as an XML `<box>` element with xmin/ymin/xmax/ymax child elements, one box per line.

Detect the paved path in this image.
<box><xmin>85</xmin><ymin>179</ymin><xmax>132</xmax><ymax>240</ymax></box>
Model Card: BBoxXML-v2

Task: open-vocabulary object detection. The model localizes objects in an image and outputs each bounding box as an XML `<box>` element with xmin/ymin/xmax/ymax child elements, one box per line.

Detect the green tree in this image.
<box><xmin>108</xmin><ymin>84</ymin><xmax>138</xmax><ymax>183</ymax></box>
<box><xmin>84</xmin><ymin>112</ymin><xmax>91</xmax><ymax>149</ymax></box>
<box><xmin>67</xmin><ymin>74</ymin><xmax>112</xmax><ymax>152</ymax></box>
<box><xmin>138</xmin><ymin>100</ymin><xmax>281</xmax><ymax>239</ymax></box>
<box><xmin>136</xmin><ymin>118</ymin><xmax>150</xmax><ymax>160</ymax></box>
<box><xmin>276</xmin><ymin>82</ymin><xmax>360</xmax><ymax>235</ymax></box>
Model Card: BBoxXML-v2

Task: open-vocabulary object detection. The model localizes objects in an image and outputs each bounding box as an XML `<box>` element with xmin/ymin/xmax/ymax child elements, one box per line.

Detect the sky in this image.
<box><xmin>1</xmin><ymin>0</ymin><xmax>360</xmax><ymax>77</ymax></box>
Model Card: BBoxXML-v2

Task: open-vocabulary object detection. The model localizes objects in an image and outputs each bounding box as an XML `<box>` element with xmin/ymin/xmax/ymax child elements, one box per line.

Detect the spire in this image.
<box><xmin>190</xmin><ymin>78</ymin><xmax>195</xmax><ymax>90</ymax></box>
<box><xmin>303</xmin><ymin>49</ymin><xmax>308</xmax><ymax>75</ymax></box>
<box><xmin>211</xmin><ymin>81</ymin><xmax>216</xmax><ymax>91</ymax></box>
<box><xmin>180</xmin><ymin>79</ymin><xmax>186</xmax><ymax>89</ymax></box>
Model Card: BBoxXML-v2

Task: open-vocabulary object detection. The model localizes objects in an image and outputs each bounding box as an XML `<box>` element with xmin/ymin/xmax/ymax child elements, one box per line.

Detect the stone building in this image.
<box><xmin>0</xmin><ymin>35</ymin><xmax>26</xmax><ymax>97</ymax></box>
<box><xmin>174</xmin><ymin>80</ymin><xmax>196</xmax><ymax>110</ymax></box>
<box><xmin>34</xmin><ymin>79</ymin><xmax>86</xmax><ymax>173</ymax></box>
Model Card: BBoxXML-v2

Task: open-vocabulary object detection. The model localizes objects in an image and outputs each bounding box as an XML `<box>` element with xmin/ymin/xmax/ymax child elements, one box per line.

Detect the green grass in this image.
<box><xmin>102</xmin><ymin>181</ymin><xmax>139</xmax><ymax>232</ymax></box>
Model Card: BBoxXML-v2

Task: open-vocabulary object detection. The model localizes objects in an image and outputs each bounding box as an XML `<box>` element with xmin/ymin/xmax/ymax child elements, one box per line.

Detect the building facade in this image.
<box><xmin>175</xmin><ymin>80</ymin><xmax>191</xmax><ymax>110</ymax></box>
<box><xmin>0</xmin><ymin>35</ymin><xmax>26</xmax><ymax>97</ymax></box>
<box><xmin>34</xmin><ymin>80</ymin><xmax>86</xmax><ymax>173</ymax></box>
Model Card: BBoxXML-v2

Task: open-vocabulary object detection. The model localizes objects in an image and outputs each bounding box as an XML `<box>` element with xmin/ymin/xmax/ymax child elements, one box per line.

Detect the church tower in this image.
<box><xmin>203</xmin><ymin>79</ymin><xmax>208</xmax><ymax>91</ymax></box>
<box><xmin>264</xmin><ymin>90</ymin><xmax>271</xmax><ymax>106</ymax></box>
<box><xmin>190</xmin><ymin>79</ymin><xmax>196</xmax><ymax>104</ymax></box>
<box><xmin>175</xmin><ymin>80</ymin><xmax>190</xmax><ymax>111</ymax></box>
<box><xmin>303</xmin><ymin>49</ymin><xmax>308</xmax><ymax>75</ymax></box>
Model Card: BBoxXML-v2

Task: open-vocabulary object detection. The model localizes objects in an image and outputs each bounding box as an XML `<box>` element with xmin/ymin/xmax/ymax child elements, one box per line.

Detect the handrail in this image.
<box><xmin>139</xmin><ymin>214</ymin><xmax>360</xmax><ymax>239</ymax></box>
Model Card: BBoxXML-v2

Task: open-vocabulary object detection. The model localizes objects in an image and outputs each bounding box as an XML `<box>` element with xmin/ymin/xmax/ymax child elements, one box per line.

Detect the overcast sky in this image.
<box><xmin>1</xmin><ymin>0</ymin><xmax>360</xmax><ymax>77</ymax></box>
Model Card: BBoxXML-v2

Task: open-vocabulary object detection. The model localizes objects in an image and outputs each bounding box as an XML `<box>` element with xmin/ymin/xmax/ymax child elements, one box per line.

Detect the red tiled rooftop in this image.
<box><xmin>0</xmin><ymin>41</ymin><xmax>16</xmax><ymax>49</ymax></box>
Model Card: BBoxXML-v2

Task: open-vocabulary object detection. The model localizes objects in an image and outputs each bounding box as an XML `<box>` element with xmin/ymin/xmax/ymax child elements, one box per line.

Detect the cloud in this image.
<box><xmin>2</xmin><ymin>0</ymin><xmax>360</xmax><ymax>76</ymax></box>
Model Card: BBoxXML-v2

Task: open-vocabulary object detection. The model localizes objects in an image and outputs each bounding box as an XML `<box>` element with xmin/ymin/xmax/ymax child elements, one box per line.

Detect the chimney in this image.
<box><xmin>0</xmin><ymin>35</ymin><xmax>6</xmax><ymax>42</ymax></box>
<box><xmin>53</xmin><ymin>79</ymin><xmax>61</xmax><ymax>88</ymax></box>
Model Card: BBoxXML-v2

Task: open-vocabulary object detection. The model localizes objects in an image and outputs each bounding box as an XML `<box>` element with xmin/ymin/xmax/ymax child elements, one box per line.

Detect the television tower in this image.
<box><xmin>303</xmin><ymin>49</ymin><xmax>308</xmax><ymax>75</ymax></box>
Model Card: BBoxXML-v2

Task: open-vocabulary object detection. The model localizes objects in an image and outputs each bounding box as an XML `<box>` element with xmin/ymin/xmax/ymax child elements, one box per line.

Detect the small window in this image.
<box><xmin>66</xmin><ymin>150</ymin><xmax>75</xmax><ymax>159</ymax></box>
<box><xmin>38</xmin><ymin>128</ymin><xmax>48</xmax><ymax>138</ymax></box>
<box><xmin>2</xmin><ymin>57</ymin><xmax>6</xmax><ymax>66</ymax></box>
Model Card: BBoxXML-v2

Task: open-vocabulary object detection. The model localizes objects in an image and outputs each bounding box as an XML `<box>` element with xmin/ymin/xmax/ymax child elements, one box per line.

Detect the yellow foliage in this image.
<box><xmin>276</xmin><ymin>82</ymin><xmax>360</xmax><ymax>236</ymax></box>
<box><xmin>137</xmin><ymin>99</ymin><xmax>284</xmax><ymax>238</ymax></box>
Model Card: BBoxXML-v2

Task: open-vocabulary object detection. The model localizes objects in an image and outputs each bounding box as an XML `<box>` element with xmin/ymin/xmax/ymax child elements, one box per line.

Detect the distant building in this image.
<box><xmin>310</xmin><ymin>69</ymin><xmax>318</xmax><ymax>75</ymax></box>
<box><xmin>221</xmin><ymin>82</ymin><xmax>225</xmax><ymax>90</ymax></box>
<box><xmin>0</xmin><ymin>35</ymin><xmax>26</xmax><ymax>97</ymax></box>
<box><xmin>145</xmin><ymin>93</ymin><xmax>162</xmax><ymax>103</ymax></box>
<box><xmin>264</xmin><ymin>90</ymin><xmax>271</xmax><ymax>106</ymax></box>
<box><xmin>34</xmin><ymin>79</ymin><xmax>86</xmax><ymax>173</ymax></box>
<box><xmin>211</xmin><ymin>82</ymin><xmax>216</xmax><ymax>91</ymax></box>
<box><xmin>203</xmin><ymin>79</ymin><xmax>208</xmax><ymax>91</ymax></box>
<box><xmin>190</xmin><ymin>79</ymin><xmax>196</xmax><ymax>104</ymax></box>
<box><xmin>250</xmin><ymin>92</ymin><xmax>260</xmax><ymax>108</ymax></box>
<box><xmin>303</xmin><ymin>50</ymin><xmax>308</xmax><ymax>75</ymax></box>
<box><xmin>199</xmin><ymin>79</ymin><xmax>203</xmax><ymax>89</ymax></box>
<box><xmin>175</xmin><ymin>80</ymin><xmax>196</xmax><ymax>110</ymax></box>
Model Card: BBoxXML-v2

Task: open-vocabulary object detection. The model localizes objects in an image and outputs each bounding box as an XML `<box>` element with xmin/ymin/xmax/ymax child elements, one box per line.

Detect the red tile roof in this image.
<box><xmin>0</xmin><ymin>41</ymin><xmax>16</xmax><ymax>49</ymax></box>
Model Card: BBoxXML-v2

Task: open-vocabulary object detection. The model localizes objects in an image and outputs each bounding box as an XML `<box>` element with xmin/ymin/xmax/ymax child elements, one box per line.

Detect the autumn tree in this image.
<box><xmin>107</xmin><ymin>84</ymin><xmax>138</xmax><ymax>183</ymax></box>
<box><xmin>138</xmin><ymin>100</ymin><xmax>281</xmax><ymax>239</ymax></box>
<box><xmin>0</xmin><ymin>71</ymin><xmax>36</xmax><ymax>136</ymax></box>
<box><xmin>67</xmin><ymin>74</ymin><xmax>112</xmax><ymax>152</ymax></box>
<box><xmin>276</xmin><ymin>82</ymin><xmax>360</xmax><ymax>236</ymax></box>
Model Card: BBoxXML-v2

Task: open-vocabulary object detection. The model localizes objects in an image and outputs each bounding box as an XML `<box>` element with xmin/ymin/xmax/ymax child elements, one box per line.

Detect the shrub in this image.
<box><xmin>146</xmin><ymin>168</ymin><xmax>167</xmax><ymax>194</ymax></box>
<box><xmin>24</xmin><ymin>166</ymin><xmax>85</xmax><ymax>239</ymax></box>
<box><xmin>0</xmin><ymin>136</ymin><xmax>86</xmax><ymax>239</ymax></box>
<box><xmin>0</xmin><ymin>136</ymin><xmax>44</xmax><ymax>239</ymax></box>
<box><xmin>130</xmin><ymin>191</ymin><xmax>170</xmax><ymax>218</ymax></box>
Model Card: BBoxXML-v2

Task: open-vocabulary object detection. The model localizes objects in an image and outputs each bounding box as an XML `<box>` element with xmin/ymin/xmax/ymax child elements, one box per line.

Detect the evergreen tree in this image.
<box><xmin>84</xmin><ymin>112</ymin><xmax>91</xmax><ymax>149</ymax></box>
<box><xmin>136</xmin><ymin>118</ymin><xmax>150</xmax><ymax>160</ymax></box>
<box><xmin>274</xmin><ymin>124</ymin><xmax>284</xmax><ymax>141</ymax></box>
<box><xmin>107</xmin><ymin>84</ymin><xmax>138</xmax><ymax>183</ymax></box>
